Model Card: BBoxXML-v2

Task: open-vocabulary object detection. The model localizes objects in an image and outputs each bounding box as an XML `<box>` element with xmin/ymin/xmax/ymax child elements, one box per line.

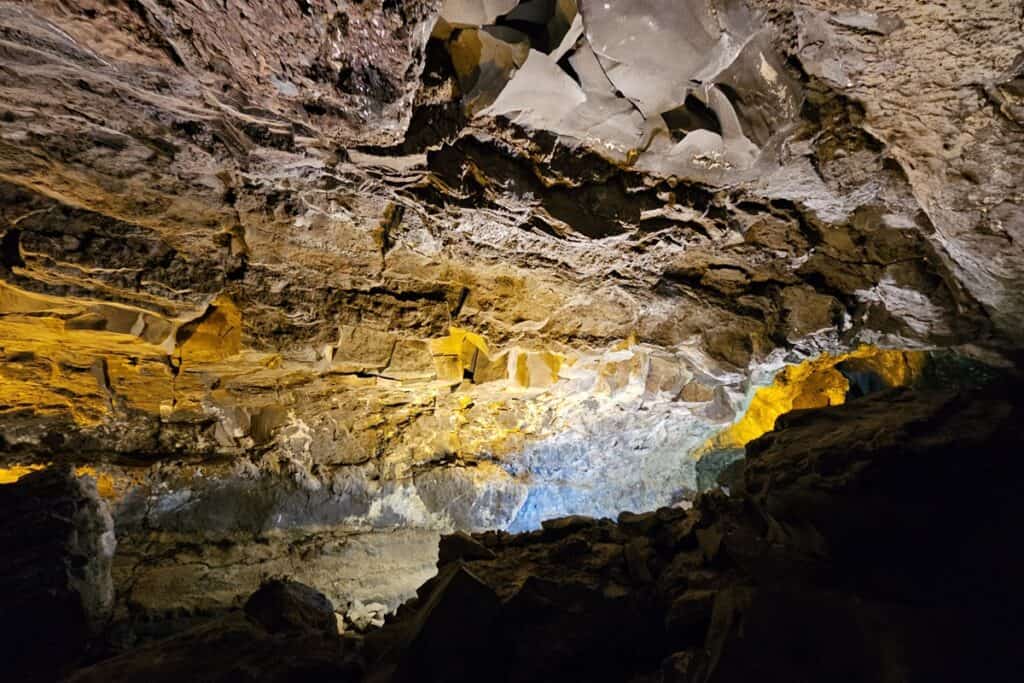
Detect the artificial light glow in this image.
<box><xmin>698</xmin><ymin>346</ymin><xmax>926</xmax><ymax>455</ymax></box>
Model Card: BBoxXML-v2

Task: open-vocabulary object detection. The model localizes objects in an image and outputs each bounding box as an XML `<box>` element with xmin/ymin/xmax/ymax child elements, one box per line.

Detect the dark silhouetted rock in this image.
<box><xmin>69</xmin><ymin>580</ymin><xmax>356</xmax><ymax>683</ymax></box>
<box><xmin>540</xmin><ymin>514</ymin><xmax>599</xmax><ymax>540</ymax></box>
<box><xmin>66</xmin><ymin>612</ymin><xmax>358</xmax><ymax>683</ymax></box>
<box><xmin>695</xmin><ymin>448</ymin><xmax>745</xmax><ymax>493</ymax></box>
<box><xmin>0</xmin><ymin>466</ymin><xmax>115</xmax><ymax>682</ymax></box>
<box><xmin>388</xmin><ymin>564</ymin><xmax>502</xmax><ymax>683</ymax></box>
<box><xmin>437</xmin><ymin>530</ymin><xmax>496</xmax><ymax>566</ymax></box>
<box><xmin>360</xmin><ymin>381</ymin><xmax>1024</xmax><ymax>683</ymax></box>
<box><xmin>244</xmin><ymin>578</ymin><xmax>338</xmax><ymax>636</ymax></box>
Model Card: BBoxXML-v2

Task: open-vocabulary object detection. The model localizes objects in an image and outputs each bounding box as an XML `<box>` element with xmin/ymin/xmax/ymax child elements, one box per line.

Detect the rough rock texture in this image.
<box><xmin>53</xmin><ymin>380</ymin><xmax>1024</xmax><ymax>681</ymax></box>
<box><xmin>69</xmin><ymin>586</ymin><xmax>358</xmax><ymax>683</ymax></box>
<box><xmin>0</xmin><ymin>466</ymin><xmax>116</xmax><ymax>682</ymax></box>
<box><xmin>1</xmin><ymin>0</ymin><xmax>1023</xmax><ymax>628</ymax></box>
<box><xmin>751</xmin><ymin>0</ymin><xmax>1024</xmax><ymax>339</ymax></box>
<box><xmin>244</xmin><ymin>578</ymin><xmax>339</xmax><ymax>637</ymax></box>
<box><xmin>361</xmin><ymin>380</ymin><xmax>1024</xmax><ymax>682</ymax></box>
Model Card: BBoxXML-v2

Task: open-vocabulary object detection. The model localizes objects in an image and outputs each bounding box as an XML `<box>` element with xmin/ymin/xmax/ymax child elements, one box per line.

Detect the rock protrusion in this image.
<box><xmin>0</xmin><ymin>466</ymin><xmax>115</xmax><ymax>681</ymax></box>
<box><xmin>364</xmin><ymin>381</ymin><xmax>1024</xmax><ymax>682</ymax></box>
<box><xmin>244</xmin><ymin>578</ymin><xmax>338</xmax><ymax>637</ymax></box>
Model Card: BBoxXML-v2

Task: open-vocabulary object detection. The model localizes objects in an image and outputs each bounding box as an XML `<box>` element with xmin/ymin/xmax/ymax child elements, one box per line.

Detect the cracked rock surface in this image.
<box><xmin>1</xmin><ymin>0</ymin><xmax>1022</xmax><ymax>631</ymax></box>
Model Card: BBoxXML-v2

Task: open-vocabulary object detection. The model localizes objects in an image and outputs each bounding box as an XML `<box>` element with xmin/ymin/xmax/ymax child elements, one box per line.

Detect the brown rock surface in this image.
<box><xmin>0</xmin><ymin>0</ymin><xmax>1022</xmax><ymax>649</ymax></box>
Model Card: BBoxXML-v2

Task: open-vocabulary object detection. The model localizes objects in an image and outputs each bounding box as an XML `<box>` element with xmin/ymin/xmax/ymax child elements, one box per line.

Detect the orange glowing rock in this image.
<box><xmin>175</xmin><ymin>295</ymin><xmax>242</xmax><ymax>364</ymax></box>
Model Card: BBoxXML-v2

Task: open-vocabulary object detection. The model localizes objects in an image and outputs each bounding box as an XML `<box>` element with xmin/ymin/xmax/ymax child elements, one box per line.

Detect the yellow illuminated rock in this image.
<box><xmin>0</xmin><ymin>464</ymin><xmax>47</xmax><ymax>484</ymax></box>
<box><xmin>176</xmin><ymin>295</ymin><xmax>242</xmax><ymax>364</ymax></box>
<box><xmin>698</xmin><ymin>347</ymin><xmax>925</xmax><ymax>455</ymax></box>
<box><xmin>0</xmin><ymin>462</ymin><xmax>136</xmax><ymax>501</ymax></box>
<box><xmin>513</xmin><ymin>350</ymin><xmax>563</xmax><ymax>388</ymax></box>
<box><xmin>74</xmin><ymin>465</ymin><xmax>139</xmax><ymax>500</ymax></box>
<box><xmin>429</xmin><ymin>326</ymin><xmax>489</xmax><ymax>357</ymax></box>
<box><xmin>431</xmin><ymin>326</ymin><xmax>490</xmax><ymax>382</ymax></box>
<box><xmin>0</xmin><ymin>281</ymin><xmax>217</xmax><ymax>424</ymax></box>
<box><xmin>0</xmin><ymin>277</ymin><xmax>929</xmax><ymax>508</ymax></box>
<box><xmin>2</xmin><ymin>317</ymin><xmax>130</xmax><ymax>424</ymax></box>
<box><xmin>472</xmin><ymin>351</ymin><xmax>510</xmax><ymax>384</ymax></box>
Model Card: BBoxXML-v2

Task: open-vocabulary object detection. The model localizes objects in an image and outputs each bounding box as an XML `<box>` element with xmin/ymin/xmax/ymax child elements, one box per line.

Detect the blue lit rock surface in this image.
<box><xmin>1</xmin><ymin>0</ymin><xmax>1022</xmax><ymax>636</ymax></box>
<box><xmin>62</xmin><ymin>380</ymin><xmax>1024</xmax><ymax>681</ymax></box>
<box><xmin>354</xmin><ymin>381</ymin><xmax>1024</xmax><ymax>682</ymax></box>
<box><xmin>106</xmin><ymin>340</ymin><xmax>748</xmax><ymax>620</ymax></box>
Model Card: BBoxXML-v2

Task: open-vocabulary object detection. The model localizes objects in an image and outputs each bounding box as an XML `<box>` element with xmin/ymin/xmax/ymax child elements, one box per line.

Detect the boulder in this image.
<box><xmin>70</xmin><ymin>580</ymin><xmax>355</xmax><ymax>683</ymax></box>
<box><xmin>0</xmin><ymin>466</ymin><xmax>115</xmax><ymax>682</ymax></box>
<box><xmin>244</xmin><ymin>578</ymin><xmax>338</xmax><ymax>636</ymax></box>
<box><xmin>437</xmin><ymin>530</ymin><xmax>497</xmax><ymax>566</ymax></box>
<box><xmin>388</xmin><ymin>564</ymin><xmax>502</xmax><ymax>683</ymax></box>
<box><xmin>66</xmin><ymin>613</ymin><xmax>357</xmax><ymax>683</ymax></box>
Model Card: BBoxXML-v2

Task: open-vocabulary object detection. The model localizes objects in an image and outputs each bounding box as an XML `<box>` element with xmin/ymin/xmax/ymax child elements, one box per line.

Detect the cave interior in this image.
<box><xmin>1</xmin><ymin>0</ymin><xmax>1023</xmax><ymax>681</ymax></box>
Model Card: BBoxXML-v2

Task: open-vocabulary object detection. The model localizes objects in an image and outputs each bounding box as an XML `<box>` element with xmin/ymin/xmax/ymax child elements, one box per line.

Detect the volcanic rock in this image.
<box><xmin>0</xmin><ymin>0</ymin><xmax>1022</xmax><ymax>670</ymax></box>
<box><xmin>244</xmin><ymin>578</ymin><xmax>339</xmax><ymax>637</ymax></box>
<box><xmin>362</xmin><ymin>380</ymin><xmax>1024</xmax><ymax>682</ymax></box>
<box><xmin>0</xmin><ymin>466</ymin><xmax>115</xmax><ymax>682</ymax></box>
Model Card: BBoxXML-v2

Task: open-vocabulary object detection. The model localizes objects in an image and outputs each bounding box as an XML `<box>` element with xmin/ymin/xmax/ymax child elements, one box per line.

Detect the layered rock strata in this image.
<box><xmin>54</xmin><ymin>378</ymin><xmax>1024</xmax><ymax>681</ymax></box>
<box><xmin>0</xmin><ymin>0</ymin><xmax>1022</xmax><ymax>641</ymax></box>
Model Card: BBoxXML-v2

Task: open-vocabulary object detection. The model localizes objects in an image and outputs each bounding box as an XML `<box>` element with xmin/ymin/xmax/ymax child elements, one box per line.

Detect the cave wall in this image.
<box><xmin>1</xmin><ymin>0</ymin><xmax>1022</xmax><ymax>625</ymax></box>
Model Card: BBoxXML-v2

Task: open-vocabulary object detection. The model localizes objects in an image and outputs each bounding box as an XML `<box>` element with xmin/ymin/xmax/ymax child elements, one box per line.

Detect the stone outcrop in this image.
<box><xmin>0</xmin><ymin>466</ymin><xmax>115</xmax><ymax>682</ymax></box>
<box><xmin>360</xmin><ymin>379</ymin><xmax>1023</xmax><ymax>682</ymax></box>
<box><xmin>2</xmin><ymin>0</ymin><xmax>1017</xmax><ymax>465</ymax></box>
<box><xmin>244</xmin><ymin>578</ymin><xmax>340</xmax><ymax>637</ymax></box>
<box><xmin>68</xmin><ymin>583</ymin><xmax>358</xmax><ymax>683</ymax></box>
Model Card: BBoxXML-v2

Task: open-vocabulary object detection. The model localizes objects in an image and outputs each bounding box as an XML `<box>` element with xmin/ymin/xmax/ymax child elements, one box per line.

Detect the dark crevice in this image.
<box><xmin>662</xmin><ymin>95</ymin><xmax>722</xmax><ymax>140</ymax></box>
<box><xmin>1</xmin><ymin>227</ymin><xmax>25</xmax><ymax>268</ymax></box>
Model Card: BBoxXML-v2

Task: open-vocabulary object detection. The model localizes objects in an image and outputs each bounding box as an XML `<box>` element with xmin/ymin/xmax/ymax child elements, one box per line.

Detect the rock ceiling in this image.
<box><xmin>1</xmin><ymin>0</ymin><xmax>1022</xmax><ymax>619</ymax></box>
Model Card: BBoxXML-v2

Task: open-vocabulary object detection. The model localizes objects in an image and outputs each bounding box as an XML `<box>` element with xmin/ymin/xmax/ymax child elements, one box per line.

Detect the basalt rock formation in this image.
<box><xmin>0</xmin><ymin>466</ymin><xmax>115</xmax><ymax>681</ymax></box>
<box><xmin>354</xmin><ymin>381</ymin><xmax>1024</xmax><ymax>683</ymax></box>
<box><xmin>68</xmin><ymin>578</ymin><xmax>358</xmax><ymax>683</ymax></box>
<box><xmin>0</xmin><ymin>0</ymin><xmax>1023</xmax><ymax>668</ymax></box>
<box><xmin>57</xmin><ymin>378</ymin><xmax>1024</xmax><ymax>682</ymax></box>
